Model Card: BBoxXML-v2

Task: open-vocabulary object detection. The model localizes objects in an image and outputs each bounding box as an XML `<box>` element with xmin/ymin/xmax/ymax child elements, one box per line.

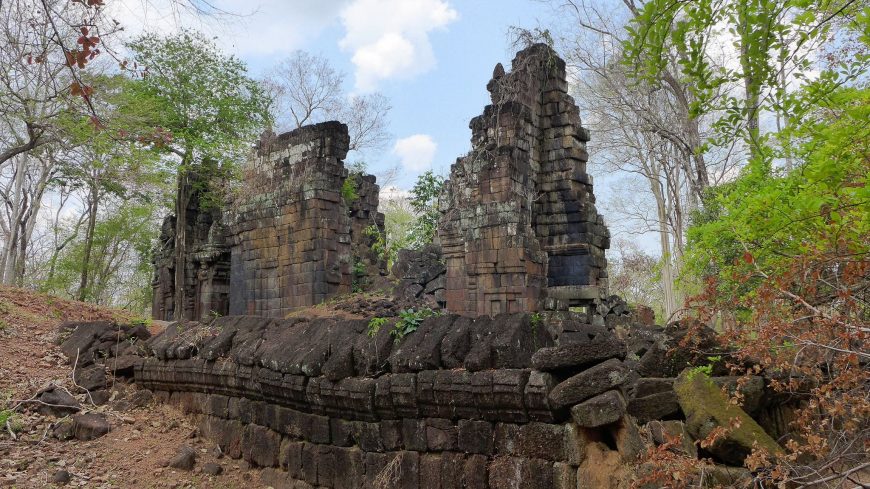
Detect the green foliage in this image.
<box><xmin>685</xmin><ymin>86</ymin><xmax>870</xmax><ymax>301</ymax></box>
<box><xmin>127</xmin><ymin>29</ymin><xmax>270</xmax><ymax>199</ymax></box>
<box><xmin>39</xmin><ymin>202</ymin><xmax>160</xmax><ymax>310</ymax></box>
<box><xmin>407</xmin><ymin>171</ymin><xmax>445</xmax><ymax>249</ymax></box>
<box><xmin>341</xmin><ymin>176</ymin><xmax>360</xmax><ymax>204</ymax></box>
<box><xmin>623</xmin><ymin>0</ymin><xmax>869</xmax><ymax>155</ymax></box>
<box><xmin>342</xmin><ymin>162</ymin><xmax>366</xmax><ymax>205</ymax></box>
<box><xmin>530</xmin><ymin>312</ymin><xmax>542</xmax><ymax>327</ymax></box>
<box><xmin>364</xmin><ymin>224</ymin><xmax>388</xmax><ymax>264</ymax></box>
<box><xmin>0</xmin><ymin>409</ymin><xmax>22</xmax><ymax>433</ymax></box>
<box><xmin>351</xmin><ymin>257</ymin><xmax>367</xmax><ymax>293</ymax></box>
<box><xmin>367</xmin><ymin>317</ymin><xmax>388</xmax><ymax>337</ymax></box>
<box><xmin>380</xmin><ymin>200</ymin><xmax>415</xmax><ymax>267</ymax></box>
<box><xmin>391</xmin><ymin>307</ymin><xmax>440</xmax><ymax>340</ymax></box>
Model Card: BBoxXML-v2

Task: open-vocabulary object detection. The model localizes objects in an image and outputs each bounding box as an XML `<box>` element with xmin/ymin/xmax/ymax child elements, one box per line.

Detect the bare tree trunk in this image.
<box><xmin>77</xmin><ymin>184</ymin><xmax>99</xmax><ymax>301</ymax></box>
<box><xmin>2</xmin><ymin>159</ymin><xmax>25</xmax><ymax>284</ymax></box>
<box><xmin>650</xmin><ymin>170</ymin><xmax>678</xmax><ymax>320</ymax></box>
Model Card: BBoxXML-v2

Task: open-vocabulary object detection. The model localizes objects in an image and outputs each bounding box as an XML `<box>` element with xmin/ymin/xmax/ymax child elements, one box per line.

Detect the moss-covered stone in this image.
<box><xmin>674</xmin><ymin>369</ymin><xmax>783</xmax><ymax>465</ymax></box>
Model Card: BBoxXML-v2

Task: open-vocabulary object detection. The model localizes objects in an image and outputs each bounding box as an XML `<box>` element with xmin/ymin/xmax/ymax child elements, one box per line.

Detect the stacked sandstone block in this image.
<box><xmin>438</xmin><ymin>44</ymin><xmax>610</xmax><ymax>316</ymax></box>
<box><xmin>133</xmin><ymin>312</ymin><xmax>730</xmax><ymax>488</ymax></box>
<box><xmin>225</xmin><ymin>122</ymin><xmax>383</xmax><ymax>317</ymax></box>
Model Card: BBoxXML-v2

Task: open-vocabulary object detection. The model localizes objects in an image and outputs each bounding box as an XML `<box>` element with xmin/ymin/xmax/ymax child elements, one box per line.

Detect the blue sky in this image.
<box><xmin>240</xmin><ymin>1</ymin><xmax>546</xmax><ymax>189</ymax></box>
<box><xmin>114</xmin><ymin>0</ymin><xmax>550</xmax><ymax>189</ymax></box>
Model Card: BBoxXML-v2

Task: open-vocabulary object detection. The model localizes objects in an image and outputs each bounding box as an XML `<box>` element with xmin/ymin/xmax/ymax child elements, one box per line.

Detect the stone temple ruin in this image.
<box><xmin>89</xmin><ymin>45</ymin><xmax>792</xmax><ymax>488</ymax></box>
<box><xmin>152</xmin><ymin>121</ymin><xmax>385</xmax><ymax>321</ymax></box>
<box><xmin>152</xmin><ymin>43</ymin><xmax>609</xmax><ymax>322</ymax></box>
<box><xmin>439</xmin><ymin>44</ymin><xmax>609</xmax><ymax>316</ymax></box>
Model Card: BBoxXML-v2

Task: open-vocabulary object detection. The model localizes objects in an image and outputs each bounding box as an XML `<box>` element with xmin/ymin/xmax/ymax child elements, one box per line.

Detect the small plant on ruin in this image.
<box><xmin>364</xmin><ymin>225</ymin><xmax>388</xmax><ymax>265</ymax></box>
<box><xmin>341</xmin><ymin>175</ymin><xmax>359</xmax><ymax>204</ymax></box>
<box><xmin>351</xmin><ymin>257</ymin><xmax>369</xmax><ymax>293</ymax></box>
<box><xmin>391</xmin><ymin>307</ymin><xmax>440</xmax><ymax>340</ymax></box>
<box><xmin>367</xmin><ymin>317</ymin><xmax>388</xmax><ymax>337</ymax></box>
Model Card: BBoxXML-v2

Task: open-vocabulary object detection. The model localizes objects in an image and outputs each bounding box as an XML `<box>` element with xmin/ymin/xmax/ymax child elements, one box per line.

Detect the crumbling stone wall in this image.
<box><xmin>151</xmin><ymin>169</ymin><xmax>231</xmax><ymax>321</ymax></box>
<box><xmin>438</xmin><ymin>44</ymin><xmax>610</xmax><ymax>317</ymax></box>
<box><xmin>130</xmin><ymin>310</ymin><xmax>764</xmax><ymax>489</ymax></box>
<box><xmin>152</xmin><ymin>122</ymin><xmax>385</xmax><ymax>321</ymax></box>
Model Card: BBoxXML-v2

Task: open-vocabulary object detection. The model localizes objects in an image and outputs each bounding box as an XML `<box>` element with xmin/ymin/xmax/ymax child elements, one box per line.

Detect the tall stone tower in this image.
<box><xmin>438</xmin><ymin>44</ymin><xmax>610</xmax><ymax>317</ymax></box>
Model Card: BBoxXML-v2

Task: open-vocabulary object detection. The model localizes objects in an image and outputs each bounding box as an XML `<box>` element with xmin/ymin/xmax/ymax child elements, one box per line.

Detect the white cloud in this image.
<box><xmin>339</xmin><ymin>0</ymin><xmax>458</xmax><ymax>91</ymax></box>
<box><xmin>393</xmin><ymin>134</ymin><xmax>437</xmax><ymax>172</ymax></box>
<box><xmin>379</xmin><ymin>185</ymin><xmax>411</xmax><ymax>201</ymax></box>
<box><xmin>110</xmin><ymin>0</ymin><xmax>350</xmax><ymax>57</ymax></box>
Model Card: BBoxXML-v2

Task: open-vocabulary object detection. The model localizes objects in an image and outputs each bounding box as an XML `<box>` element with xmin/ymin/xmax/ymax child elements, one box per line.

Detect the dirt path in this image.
<box><xmin>0</xmin><ymin>287</ymin><xmax>265</xmax><ymax>488</ymax></box>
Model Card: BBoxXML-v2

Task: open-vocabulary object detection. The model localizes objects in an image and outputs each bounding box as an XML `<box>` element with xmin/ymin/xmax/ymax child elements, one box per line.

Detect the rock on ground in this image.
<box><xmin>674</xmin><ymin>370</ymin><xmax>782</xmax><ymax>465</ymax></box>
<box><xmin>168</xmin><ymin>445</ymin><xmax>198</xmax><ymax>470</ymax></box>
<box><xmin>71</xmin><ymin>413</ymin><xmax>110</xmax><ymax>440</ymax></box>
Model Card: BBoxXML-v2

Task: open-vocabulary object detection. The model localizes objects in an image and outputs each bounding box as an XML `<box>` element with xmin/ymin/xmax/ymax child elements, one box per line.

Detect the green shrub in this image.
<box><xmin>391</xmin><ymin>308</ymin><xmax>440</xmax><ymax>340</ymax></box>
<box><xmin>367</xmin><ymin>317</ymin><xmax>388</xmax><ymax>337</ymax></box>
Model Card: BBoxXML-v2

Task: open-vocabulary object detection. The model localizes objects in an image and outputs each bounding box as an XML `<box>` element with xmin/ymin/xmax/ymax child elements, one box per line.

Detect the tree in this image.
<box><xmin>264</xmin><ymin>51</ymin><xmax>344</xmax><ymax>129</ymax></box>
<box><xmin>608</xmin><ymin>239</ymin><xmax>664</xmax><ymax>319</ymax></box>
<box><xmin>264</xmin><ymin>51</ymin><xmax>392</xmax><ymax>154</ymax></box>
<box><xmin>684</xmin><ymin>82</ymin><xmax>869</xmax><ymax>489</ymax></box>
<box><xmin>623</xmin><ymin>0</ymin><xmax>868</xmax><ymax>162</ymax></box>
<box><xmin>57</xmin><ymin>74</ymin><xmax>167</xmax><ymax>301</ymax></box>
<box><xmin>127</xmin><ymin>30</ymin><xmax>270</xmax><ymax>320</ymax></box>
<box><xmin>407</xmin><ymin>170</ymin><xmax>444</xmax><ymax>249</ymax></box>
<box><xmin>624</xmin><ymin>2</ymin><xmax>870</xmax><ymax>484</ymax></box>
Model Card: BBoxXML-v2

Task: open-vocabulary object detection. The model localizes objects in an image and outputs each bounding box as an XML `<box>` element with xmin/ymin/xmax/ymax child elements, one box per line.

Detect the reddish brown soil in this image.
<box><xmin>0</xmin><ymin>287</ymin><xmax>266</xmax><ymax>488</ymax></box>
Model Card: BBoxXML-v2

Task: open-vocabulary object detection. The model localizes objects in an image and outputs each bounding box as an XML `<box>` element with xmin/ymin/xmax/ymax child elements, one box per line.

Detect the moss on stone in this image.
<box><xmin>674</xmin><ymin>369</ymin><xmax>782</xmax><ymax>465</ymax></box>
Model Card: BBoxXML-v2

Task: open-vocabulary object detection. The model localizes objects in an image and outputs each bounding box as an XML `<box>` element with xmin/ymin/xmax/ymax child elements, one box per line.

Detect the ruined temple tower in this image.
<box><xmin>438</xmin><ymin>44</ymin><xmax>610</xmax><ymax>316</ymax></box>
<box><xmin>152</xmin><ymin>122</ymin><xmax>384</xmax><ymax>321</ymax></box>
<box><xmin>225</xmin><ymin>121</ymin><xmax>383</xmax><ymax>317</ymax></box>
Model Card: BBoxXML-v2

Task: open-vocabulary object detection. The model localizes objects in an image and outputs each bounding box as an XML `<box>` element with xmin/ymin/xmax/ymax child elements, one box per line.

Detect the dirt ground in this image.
<box><xmin>0</xmin><ymin>286</ymin><xmax>267</xmax><ymax>488</ymax></box>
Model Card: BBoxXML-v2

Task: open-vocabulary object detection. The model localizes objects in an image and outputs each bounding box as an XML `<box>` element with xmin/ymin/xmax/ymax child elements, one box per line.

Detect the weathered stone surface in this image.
<box><xmin>531</xmin><ymin>335</ymin><xmax>626</xmax><ymax>371</ymax></box>
<box><xmin>627</xmin><ymin>390</ymin><xmax>681</xmax><ymax>423</ymax></box>
<box><xmin>202</xmin><ymin>462</ymin><xmax>223</xmax><ymax>476</ymax></box>
<box><xmin>458</xmin><ymin>419</ymin><xmax>494</xmax><ymax>455</ymax></box>
<box><xmin>439</xmin><ymin>43</ymin><xmax>610</xmax><ymax>316</ymax></box>
<box><xmin>74</xmin><ymin>365</ymin><xmax>107</xmax><ymax>392</ymax></box>
<box><xmin>495</xmin><ymin>422</ymin><xmax>569</xmax><ymax>462</ymax></box>
<box><xmin>168</xmin><ymin>446</ymin><xmax>198</xmax><ymax>470</ymax></box>
<box><xmin>637</xmin><ymin>321</ymin><xmax>722</xmax><ymax>377</ymax></box>
<box><xmin>464</xmin><ymin>314</ymin><xmax>553</xmax><ymax>371</ymax></box>
<box><xmin>708</xmin><ymin>464</ymin><xmax>753</xmax><ymax>487</ymax></box>
<box><xmin>674</xmin><ymin>370</ymin><xmax>783</xmax><ymax>465</ymax></box>
<box><xmin>392</xmin><ymin>244</ymin><xmax>446</xmax><ymax>308</ymax></box>
<box><xmin>488</xmin><ymin>456</ymin><xmax>555</xmax><ymax>489</ymax></box>
<box><xmin>548</xmin><ymin>358</ymin><xmax>629</xmax><ymax>410</ymax></box>
<box><xmin>425</xmin><ymin>418</ymin><xmax>458</xmax><ymax>451</ymax></box>
<box><xmin>647</xmin><ymin>420</ymin><xmax>697</xmax><ymax>458</ymax></box>
<box><xmin>36</xmin><ymin>386</ymin><xmax>80</xmax><ymax>417</ymax></box>
<box><xmin>152</xmin><ymin>121</ymin><xmax>386</xmax><ymax>321</ymax></box>
<box><xmin>71</xmin><ymin>413</ymin><xmax>110</xmax><ymax>441</ymax></box>
<box><xmin>51</xmin><ymin>470</ymin><xmax>71</xmax><ymax>485</ymax></box>
<box><xmin>389</xmin><ymin>315</ymin><xmax>454</xmax><ymax>372</ymax></box>
<box><xmin>711</xmin><ymin>376</ymin><xmax>766</xmax><ymax>415</ymax></box>
<box><xmin>571</xmin><ymin>390</ymin><xmax>626</xmax><ymax>428</ymax></box>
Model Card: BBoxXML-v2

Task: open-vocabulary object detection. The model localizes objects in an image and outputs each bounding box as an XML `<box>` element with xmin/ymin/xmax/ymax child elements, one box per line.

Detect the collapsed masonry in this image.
<box><xmin>152</xmin><ymin>121</ymin><xmax>385</xmax><ymax>321</ymax></box>
<box><xmin>439</xmin><ymin>43</ymin><xmax>610</xmax><ymax>316</ymax></box>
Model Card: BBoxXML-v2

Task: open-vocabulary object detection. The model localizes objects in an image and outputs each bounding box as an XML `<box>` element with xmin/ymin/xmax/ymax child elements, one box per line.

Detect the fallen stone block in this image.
<box><xmin>571</xmin><ymin>390</ymin><xmax>626</xmax><ymax>428</ymax></box>
<box><xmin>674</xmin><ymin>370</ymin><xmax>783</xmax><ymax>465</ymax></box>
<box><xmin>548</xmin><ymin>358</ymin><xmax>629</xmax><ymax>410</ymax></box>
